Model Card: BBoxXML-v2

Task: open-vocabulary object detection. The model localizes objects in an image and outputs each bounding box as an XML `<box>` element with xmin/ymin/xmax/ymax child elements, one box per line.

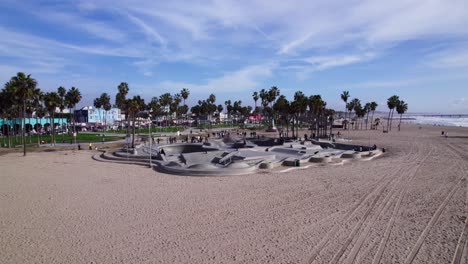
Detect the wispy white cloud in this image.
<box><xmin>425</xmin><ymin>45</ymin><xmax>468</xmax><ymax>69</ymax></box>
<box><xmin>303</xmin><ymin>52</ymin><xmax>376</xmax><ymax>71</ymax></box>
<box><xmin>156</xmin><ymin>63</ymin><xmax>277</xmax><ymax>94</ymax></box>
<box><xmin>122</xmin><ymin>12</ymin><xmax>167</xmax><ymax>46</ymax></box>
<box><xmin>33</xmin><ymin>9</ymin><xmax>127</xmax><ymax>43</ymax></box>
<box><xmin>286</xmin><ymin>52</ymin><xmax>377</xmax><ymax>79</ymax></box>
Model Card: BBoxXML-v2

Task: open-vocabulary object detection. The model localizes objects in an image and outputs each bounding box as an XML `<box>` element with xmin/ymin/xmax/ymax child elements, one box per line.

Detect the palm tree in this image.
<box><xmin>200</xmin><ymin>94</ymin><xmax>216</xmax><ymax>125</ymax></box>
<box><xmin>99</xmin><ymin>93</ymin><xmax>111</xmax><ymax>131</ymax></box>
<box><xmin>0</xmin><ymin>90</ymin><xmax>10</xmax><ymax>147</ymax></box>
<box><xmin>273</xmin><ymin>95</ymin><xmax>291</xmax><ymax>136</ymax></box>
<box><xmin>65</xmin><ymin>87</ymin><xmax>82</xmax><ymax>143</ymax></box>
<box><xmin>346</xmin><ymin>102</ymin><xmax>354</xmax><ymax>129</ymax></box>
<box><xmin>386</xmin><ymin>95</ymin><xmax>399</xmax><ymax>131</ymax></box>
<box><xmin>291</xmin><ymin>91</ymin><xmax>307</xmax><ymax>138</ymax></box>
<box><xmin>93</xmin><ymin>97</ymin><xmax>102</xmax><ymax>126</ymax></box>
<box><xmin>7</xmin><ymin>72</ymin><xmax>37</xmax><ymax>156</ymax></box>
<box><xmin>252</xmin><ymin>91</ymin><xmax>259</xmax><ymax>110</ymax></box>
<box><xmin>31</xmin><ymin>88</ymin><xmax>43</xmax><ymax>146</ymax></box>
<box><xmin>340</xmin><ymin>91</ymin><xmax>350</xmax><ymax>128</ymax></box>
<box><xmin>148</xmin><ymin>97</ymin><xmax>162</xmax><ymax>124</ymax></box>
<box><xmin>35</xmin><ymin>104</ymin><xmax>46</xmax><ymax>147</ymax></box>
<box><xmin>364</xmin><ymin>103</ymin><xmax>371</xmax><ymax>130</ymax></box>
<box><xmin>43</xmin><ymin>92</ymin><xmax>61</xmax><ymax>146</ymax></box>
<box><xmin>116</xmin><ymin>82</ymin><xmax>129</xmax><ymax>135</ymax></box>
<box><xmin>159</xmin><ymin>93</ymin><xmax>173</xmax><ymax>126</ymax></box>
<box><xmin>350</xmin><ymin>98</ymin><xmax>360</xmax><ymax>129</ymax></box>
<box><xmin>57</xmin><ymin>86</ymin><xmax>67</xmax><ymax>140</ymax></box>
<box><xmin>172</xmin><ymin>93</ymin><xmax>182</xmax><ymax>124</ymax></box>
<box><xmin>396</xmin><ymin>100</ymin><xmax>408</xmax><ymax>131</ymax></box>
<box><xmin>180</xmin><ymin>88</ymin><xmax>190</xmax><ymax>123</ymax></box>
<box><xmin>369</xmin><ymin>102</ymin><xmax>378</xmax><ymax>129</ymax></box>
<box><xmin>126</xmin><ymin>97</ymin><xmax>143</xmax><ymax>148</ymax></box>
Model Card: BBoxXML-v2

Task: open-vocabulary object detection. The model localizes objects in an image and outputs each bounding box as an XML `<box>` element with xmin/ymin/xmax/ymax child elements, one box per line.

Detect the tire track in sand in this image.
<box><xmin>306</xmin><ymin>141</ymin><xmax>420</xmax><ymax>264</ymax></box>
<box><xmin>369</xmin><ymin>142</ymin><xmax>436</xmax><ymax>264</ymax></box>
<box><xmin>337</xmin><ymin>142</ymin><xmax>434</xmax><ymax>264</ymax></box>
<box><xmin>307</xmin><ymin>157</ymin><xmax>418</xmax><ymax>264</ymax></box>
<box><xmin>404</xmin><ymin>178</ymin><xmax>463</xmax><ymax>264</ymax></box>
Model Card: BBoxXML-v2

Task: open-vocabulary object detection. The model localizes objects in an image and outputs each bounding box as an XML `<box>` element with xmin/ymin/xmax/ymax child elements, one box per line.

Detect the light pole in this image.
<box><xmin>149</xmin><ymin>120</ymin><xmax>152</xmax><ymax>168</ymax></box>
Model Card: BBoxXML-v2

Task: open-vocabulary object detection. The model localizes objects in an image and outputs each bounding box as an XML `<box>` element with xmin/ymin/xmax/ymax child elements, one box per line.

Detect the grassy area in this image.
<box><xmin>105</xmin><ymin>126</ymin><xmax>185</xmax><ymax>134</ymax></box>
<box><xmin>1</xmin><ymin>133</ymin><xmax>124</xmax><ymax>147</ymax></box>
<box><xmin>196</xmin><ymin>123</ymin><xmax>241</xmax><ymax>129</ymax></box>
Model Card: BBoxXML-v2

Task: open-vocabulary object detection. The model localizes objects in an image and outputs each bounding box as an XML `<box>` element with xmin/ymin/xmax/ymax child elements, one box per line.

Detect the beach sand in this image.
<box><xmin>1</xmin><ymin>124</ymin><xmax>467</xmax><ymax>263</ymax></box>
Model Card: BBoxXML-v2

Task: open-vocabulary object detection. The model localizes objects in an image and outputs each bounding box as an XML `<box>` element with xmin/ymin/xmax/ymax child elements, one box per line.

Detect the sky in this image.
<box><xmin>1</xmin><ymin>0</ymin><xmax>468</xmax><ymax>113</ymax></box>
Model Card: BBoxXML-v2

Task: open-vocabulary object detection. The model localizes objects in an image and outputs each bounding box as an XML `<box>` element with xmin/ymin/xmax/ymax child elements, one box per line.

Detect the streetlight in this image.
<box><xmin>149</xmin><ymin>120</ymin><xmax>152</xmax><ymax>168</ymax></box>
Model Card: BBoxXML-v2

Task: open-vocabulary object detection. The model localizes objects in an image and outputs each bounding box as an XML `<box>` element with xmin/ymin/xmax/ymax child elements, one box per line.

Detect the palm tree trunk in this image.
<box><xmin>36</xmin><ymin>116</ymin><xmax>40</xmax><ymax>147</ymax></box>
<box><xmin>343</xmin><ymin>108</ymin><xmax>347</xmax><ymax>129</ymax></box>
<box><xmin>387</xmin><ymin>110</ymin><xmax>392</xmax><ymax>131</ymax></box>
<box><xmin>8</xmin><ymin>123</ymin><xmax>12</xmax><ymax>148</ymax></box>
<box><xmin>371</xmin><ymin>111</ymin><xmax>375</xmax><ymax>130</ymax></box>
<box><xmin>390</xmin><ymin>109</ymin><xmax>395</xmax><ymax>131</ymax></box>
<box><xmin>399</xmin><ymin>114</ymin><xmax>403</xmax><ymax>131</ymax></box>
<box><xmin>73</xmin><ymin>107</ymin><xmax>77</xmax><ymax>145</ymax></box>
<box><xmin>22</xmin><ymin>101</ymin><xmax>26</xmax><ymax>156</ymax></box>
<box><xmin>131</xmin><ymin>113</ymin><xmax>136</xmax><ymax>148</ymax></box>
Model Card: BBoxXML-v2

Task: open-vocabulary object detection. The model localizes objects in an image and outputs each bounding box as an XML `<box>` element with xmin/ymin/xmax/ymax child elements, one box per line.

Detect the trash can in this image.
<box><xmin>295</xmin><ymin>159</ymin><xmax>300</xmax><ymax>167</ymax></box>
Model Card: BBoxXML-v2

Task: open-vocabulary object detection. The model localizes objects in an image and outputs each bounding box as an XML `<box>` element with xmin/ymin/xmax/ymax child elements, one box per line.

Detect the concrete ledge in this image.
<box><xmin>309</xmin><ymin>156</ymin><xmax>332</xmax><ymax>163</ymax></box>
<box><xmin>340</xmin><ymin>152</ymin><xmax>362</xmax><ymax>159</ymax></box>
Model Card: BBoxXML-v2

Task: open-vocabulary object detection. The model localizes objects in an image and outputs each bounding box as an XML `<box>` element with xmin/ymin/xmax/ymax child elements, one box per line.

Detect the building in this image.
<box><xmin>74</xmin><ymin>106</ymin><xmax>122</xmax><ymax>126</ymax></box>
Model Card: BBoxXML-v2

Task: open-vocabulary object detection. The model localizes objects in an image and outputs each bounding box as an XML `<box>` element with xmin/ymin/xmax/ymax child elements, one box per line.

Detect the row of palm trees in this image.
<box><xmin>0</xmin><ymin>72</ymin><xmax>82</xmax><ymax>155</ymax></box>
<box><xmin>115</xmin><ymin>84</ymin><xmax>191</xmax><ymax>148</ymax></box>
<box><xmin>1</xmin><ymin>72</ymin><xmax>411</xmax><ymax>154</ymax></box>
<box><xmin>250</xmin><ymin>87</ymin><xmax>333</xmax><ymax>138</ymax></box>
<box><xmin>340</xmin><ymin>91</ymin><xmax>408</xmax><ymax>131</ymax></box>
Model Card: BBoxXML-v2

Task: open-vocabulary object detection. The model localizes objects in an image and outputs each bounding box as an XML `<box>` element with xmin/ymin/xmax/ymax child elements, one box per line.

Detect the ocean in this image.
<box><xmin>405</xmin><ymin>115</ymin><xmax>468</xmax><ymax>127</ymax></box>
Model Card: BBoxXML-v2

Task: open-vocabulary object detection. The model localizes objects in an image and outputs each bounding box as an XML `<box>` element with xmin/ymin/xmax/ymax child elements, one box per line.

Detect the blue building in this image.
<box><xmin>74</xmin><ymin>106</ymin><xmax>122</xmax><ymax>126</ymax></box>
<box><xmin>0</xmin><ymin>117</ymin><xmax>67</xmax><ymax>134</ymax></box>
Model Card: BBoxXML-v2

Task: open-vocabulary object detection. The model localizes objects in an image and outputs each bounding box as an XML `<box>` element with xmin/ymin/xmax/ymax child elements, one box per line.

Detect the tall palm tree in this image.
<box><xmin>65</xmin><ymin>87</ymin><xmax>81</xmax><ymax>143</ymax></box>
<box><xmin>180</xmin><ymin>88</ymin><xmax>190</xmax><ymax>123</ymax></box>
<box><xmin>99</xmin><ymin>93</ymin><xmax>111</xmax><ymax>131</ymax></box>
<box><xmin>35</xmin><ymin>105</ymin><xmax>46</xmax><ymax>146</ymax></box>
<box><xmin>364</xmin><ymin>102</ymin><xmax>371</xmax><ymax>130</ymax></box>
<box><xmin>57</xmin><ymin>86</ymin><xmax>66</xmax><ymax>140</ymax></box>
<box><xmin>349</xmin><ymin>98</ymin><xmax>360</xmax><ymax>129</ymax></box>
<box><xmin>369</xmin><ymin>102</ymin><xmax>378</xmax><ymax>129</ymax></box>
<box><xmin>252</xmin><ymin>91</ymin><xmax>259</xmax><ymax>111</ymax></box>
<box><xmin>291</xmin><ymin>91</ymin><xmax>307</xmax><ymax>137</ymax></box>
<box><xmin>148</xmin><ymin>97</ymin><xmax>162</xmax><ymax>124</ymax></box>
<box><xmin>346</xmin><ymin>102</ymin><xmax>354</xmax><ymax>129</ymax></box>
<box><xmin>396</xmin><ymin>100</ymin><xmax>408</xmax><ymax>131</ymax></box>
<box><xmin>0</xmin><ymin>90</ymin><xmax>10</xmax><ymax>147</ymax></box>
<box><xmin>43</xmin><ymin>92</ymin><xmax>61</xmax><ymax>146</ymax></box>
<box><xmin>172</xmin><ymin>93</ymin><xmax>182</xmax><ymax>124</ymax></box>
<box><xmin>340</xmin><ymin>91</ymin><xmax>350</xmax><ymax>128</ymax></box>
<box><xmin>126</xmin><ymin>97</ymin><xmax>143</xmax><ymax>148</ymax></box>
<box><xmin>31</xmin><ymin>88</ymin><xmax>43</xmax><ymax>146</ymax></box>
<box><xmin>159</xmin><ymin>93</ymin><xmax>172</xmax><ymax>126</ymax></box>
<box><xmin>273</xmin><ymin>95</ymin><xmax>291</xmax><ymax>136</ymax></box>
<box><xmin>93</xmin><ymin>97</ymin><xmax>102</xmax><ymax>126</ymax></box>
<box><xmin>7</xmin><ymin>72</ymin><xmax>37</xmax><ymax>156</ymax></box>
<box><xmin>116</xmin><ymin>82</ymin><xmax>129</xmax><ymax>135</ymax></box>
<box><xmin>387</xmin><ymin>95</ymin><xmax>399</xmax><ymax>131</ymax></box>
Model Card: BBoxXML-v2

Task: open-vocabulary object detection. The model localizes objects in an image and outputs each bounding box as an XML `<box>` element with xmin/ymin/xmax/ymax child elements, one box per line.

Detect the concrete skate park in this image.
<box><xmin>93</xmin><ymin>129</ymin><xmax>383</xmax><ymax>176</ymax></box>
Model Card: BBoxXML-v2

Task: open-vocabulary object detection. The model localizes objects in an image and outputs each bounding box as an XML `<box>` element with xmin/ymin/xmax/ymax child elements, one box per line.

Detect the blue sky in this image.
<box><xmin>1</xmin><ymin>0</ymin><xmax>468</xmax><ymax>113</ymax></box>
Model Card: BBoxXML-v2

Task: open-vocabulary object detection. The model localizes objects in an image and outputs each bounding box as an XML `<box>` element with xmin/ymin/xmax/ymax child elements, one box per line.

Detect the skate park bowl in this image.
<box><xmin>94</xmin><ymin>138</ymin><xmax>383</xmax><ymax>176</ymax></box>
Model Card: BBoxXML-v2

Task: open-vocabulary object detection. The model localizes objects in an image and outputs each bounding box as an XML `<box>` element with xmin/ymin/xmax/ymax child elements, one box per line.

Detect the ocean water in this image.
<box><xmin>405</xmin><ymin>115</ymin><xmax>468</xmax><ymax>127</ymax></box>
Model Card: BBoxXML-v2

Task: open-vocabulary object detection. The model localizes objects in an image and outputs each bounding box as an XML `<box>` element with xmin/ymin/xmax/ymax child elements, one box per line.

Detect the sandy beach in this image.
<box><xmin>1</xmin><ymin>123</ymin><xmax>467</xmax><ymax>263</ymax></box>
